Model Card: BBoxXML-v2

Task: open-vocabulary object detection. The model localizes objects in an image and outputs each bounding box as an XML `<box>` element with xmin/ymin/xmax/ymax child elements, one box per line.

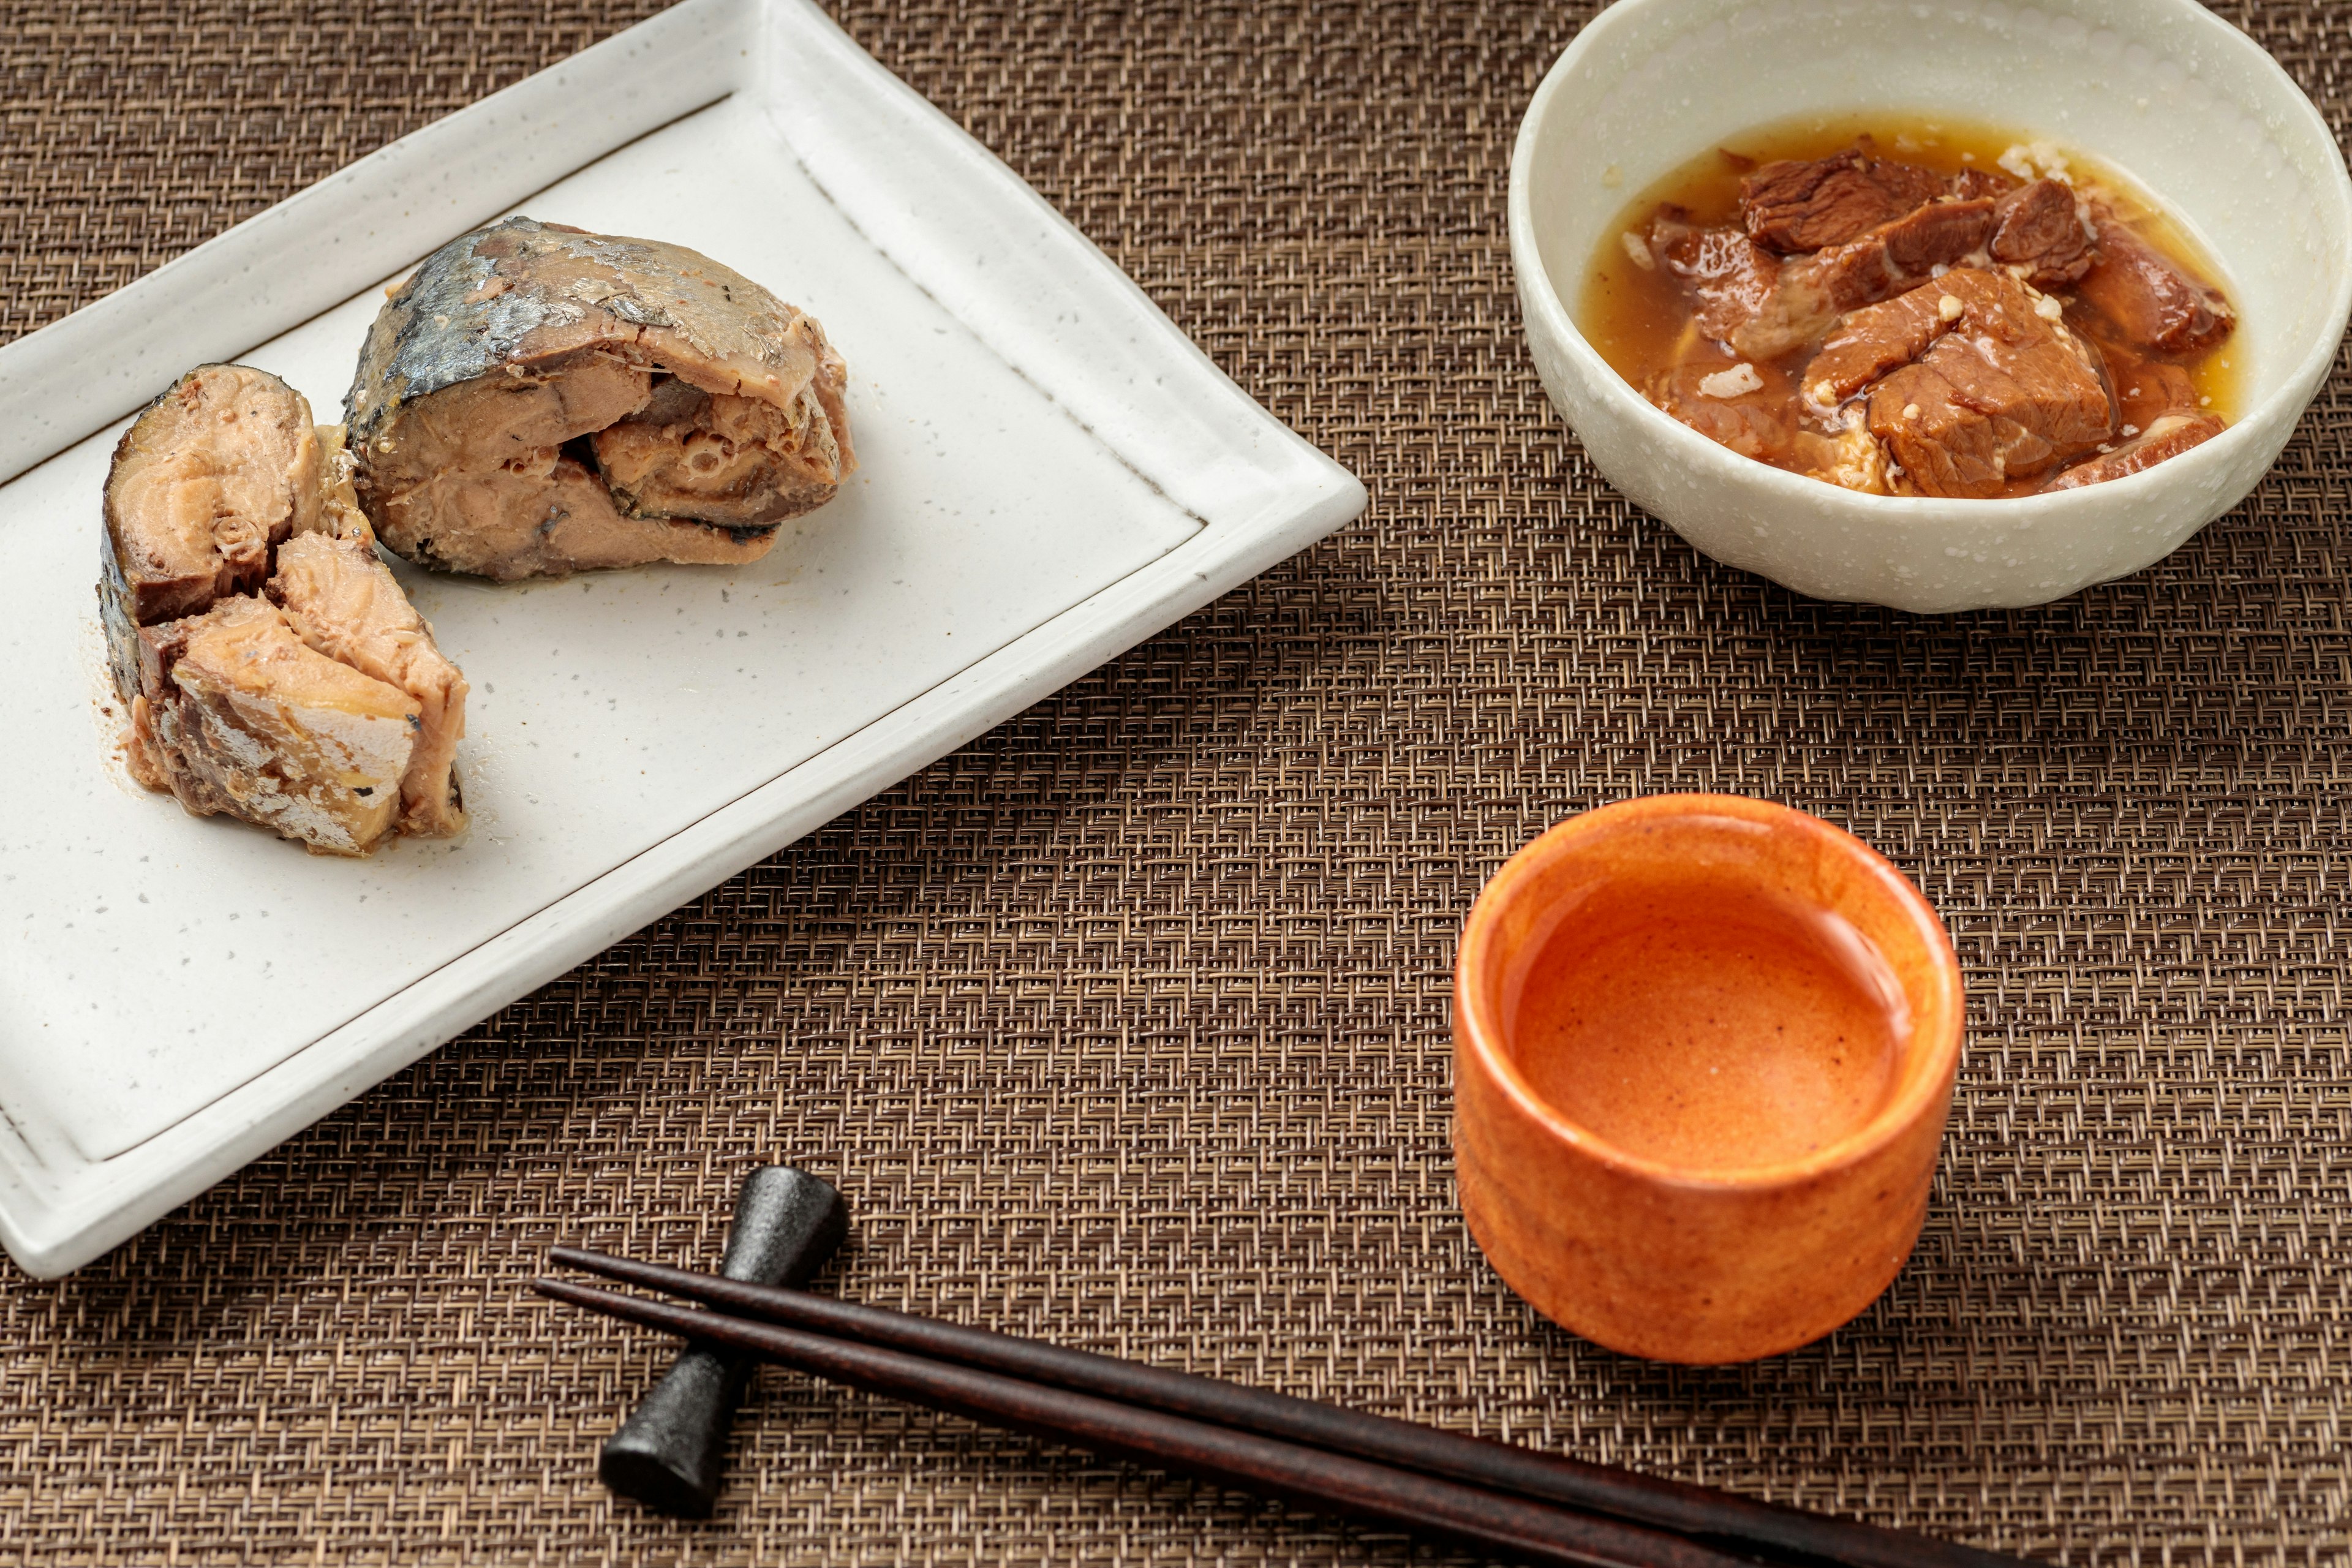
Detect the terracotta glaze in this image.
<box><xmin>1453</xmin><ymin>794</ymin><xmax>1964</xmax><ymax>1364</ymax></box>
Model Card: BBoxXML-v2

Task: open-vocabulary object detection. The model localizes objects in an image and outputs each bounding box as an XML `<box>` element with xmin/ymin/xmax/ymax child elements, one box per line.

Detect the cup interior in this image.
<box><xmin>1462</xmin><ymin>799</ymin><xmax>1962</xmax><ymax>1182</ymax></box>
<box><xmin>1517</xmin><ymin>0</ymin><xmax>2351</xmax><ymax>427</ymax></box>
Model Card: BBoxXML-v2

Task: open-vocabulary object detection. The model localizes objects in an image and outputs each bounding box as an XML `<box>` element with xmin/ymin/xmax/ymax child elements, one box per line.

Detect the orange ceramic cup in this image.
<box><xmin>1453</xmin><ymin>794</ymin><xmax>1964</xmax><ymax>1364</ymax></box>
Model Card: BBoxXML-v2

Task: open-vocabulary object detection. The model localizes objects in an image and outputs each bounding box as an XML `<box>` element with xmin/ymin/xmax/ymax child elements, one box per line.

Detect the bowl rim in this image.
<box><xmin>1505</xmin><ymin>0</ymin><xmax>2352</xmax><ymax>519</ymax></box>
<box><xmin>1453</xmin><ymin>793</ymin><xmax>1966</xmax><ymax>1192</ymax></box>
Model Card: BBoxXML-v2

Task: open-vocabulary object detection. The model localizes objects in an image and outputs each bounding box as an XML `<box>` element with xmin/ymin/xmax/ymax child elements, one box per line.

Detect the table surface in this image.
<box><xmin>5</xmin><ymin>1</ymin><xmax>2350</xmax><ymax>1563</ymax></box>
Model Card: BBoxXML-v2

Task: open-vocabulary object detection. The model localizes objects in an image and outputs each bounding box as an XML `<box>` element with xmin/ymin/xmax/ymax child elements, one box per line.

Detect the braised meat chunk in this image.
<box><xmin>345</xmin><ymin>217</ymin><xmax>855</xmax><ymax>581</ymax></box>
<box><xmin>1825</xmin><ymin>197</ymin><xmax>1998</xmax><ymax>291</ymax></box>
<box><xmin>1588</xmin><ymin>128</ymin><xmax>2238</xmax><ymax>499</ymax></box>
<box><xmin>2102</xmin><ymin>353</ymin><xmax>2203</xmax><ymax>435</ymax></box>
<box><xmin>2040</xmin><ymin>344</ymin><xmax>2223</xmax><ymax>491</ymax></box>
<box><xmin>1861</xmin><ymin>270</ymin><xmax>2116</xmax><ymax>497</ymax></box>
<box><xmin>1658</xmin><ymin>195</ymin><xmax>1999</xmax><ymax>364</ymax></box>
<box><xmin>2043</xmin><ymin>413</ymin><xmax>2226</xmax><ymax>490</ymax></box>
<box><xmin>1648</xmin><ymin>213</ymin><xmax>1784</xmax><ymax>346</ymax></box>
<box><xmin>1732</xmin><ymin>195</ymin><xmax>1999</xmax><ymax>361</ymax></box>
<box><xmin>1805</xmin><ymin>281</ymin><xmax>1961</xmax><ymax>407</ymax></box>
<box><xmin>2076</xmin><ymin>206</ymin><xmax>2235</xmax><ymax>355</ymax></box>
<box><xmin>1740</xmin><ymin>146</ymin><xmax>1956</xmax><ymax>252</ymax></box>
<box><xmin>1989</xmin><ymin>179</ymin><xmax>2095</xmax><ymax>288</ymax></box>
<box><xmin>1649</xmin><ymin>360</ymin><xmax>1798</xmax><ymax>465</ymax></box>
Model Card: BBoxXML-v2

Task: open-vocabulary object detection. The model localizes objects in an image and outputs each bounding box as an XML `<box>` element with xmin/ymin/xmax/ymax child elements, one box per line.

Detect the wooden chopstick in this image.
<box><xmin>536</xmin><ymin>1273</ymin><xmax>1746</xmax><ymax>1568</ymax></box>
<box><xmin>541</xmin><ymin>1249</ymin><xmax>2030</xmax><ymax>1568</ymax></box>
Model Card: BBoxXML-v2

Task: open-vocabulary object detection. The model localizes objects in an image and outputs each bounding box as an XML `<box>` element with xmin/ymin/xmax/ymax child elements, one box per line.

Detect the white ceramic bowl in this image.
<box><xmin>1510</xmin><ymin>0</ymin><xmax>2352</xmax><ymax>612</ymax></box>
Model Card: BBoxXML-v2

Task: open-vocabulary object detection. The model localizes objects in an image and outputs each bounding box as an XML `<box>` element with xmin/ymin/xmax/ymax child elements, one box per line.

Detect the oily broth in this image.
<box><xmin>1577</xmin><ymin>113</ymin><xmax>2242</xmax><ymax>482</ymax></box>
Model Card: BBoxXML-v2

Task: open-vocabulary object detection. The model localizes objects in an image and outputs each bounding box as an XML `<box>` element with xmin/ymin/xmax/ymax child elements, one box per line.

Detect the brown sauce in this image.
<box><xmin>1578</xmin><ymin>115</ymin><xmax>2241</xmax><ymax>499</ymax></box>
<box><xmin>1510</xmin><ymin>877</ymin><xmax>1904</xmax><ymax>1172</ymax></box>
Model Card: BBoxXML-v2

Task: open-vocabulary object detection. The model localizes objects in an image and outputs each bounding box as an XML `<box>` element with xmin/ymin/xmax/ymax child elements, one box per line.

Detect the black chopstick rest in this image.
<box><xmin>595</xmin><ymin>1166</ymin><xmax>850</xmax><ymax>1517</ymax></box>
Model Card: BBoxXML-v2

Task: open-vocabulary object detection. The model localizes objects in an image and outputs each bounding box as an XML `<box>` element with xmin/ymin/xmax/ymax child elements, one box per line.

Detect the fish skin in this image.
<box><xmin>345</xmin><ymin>216</ymin><xmax>854</xmax><ymax>579</ymax></box>
<box><xmin>347</xmin><ymin>229</ymin><xmax>590</xmax><ymax>418</ymax></box>
<box><xmin>350</xmin><ymin>219</ymin><xmax>827</xmax><ymax>412</ymax></box>
<box><xmin>99</xmin><ymin>525</ymin><xmax>145</xmax><ymax>710</ymax></box>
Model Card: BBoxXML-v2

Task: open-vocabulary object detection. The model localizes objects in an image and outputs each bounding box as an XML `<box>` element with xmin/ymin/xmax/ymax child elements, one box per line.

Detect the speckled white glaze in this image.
<box><xmin>1510</xmin><ymin>0</ymin><xmax>2352</xmax><ymax>612</ymax></box>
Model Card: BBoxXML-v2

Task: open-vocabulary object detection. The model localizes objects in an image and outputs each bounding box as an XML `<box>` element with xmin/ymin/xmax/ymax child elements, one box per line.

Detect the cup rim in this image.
<box><xmin>1504</xmin><ymin>0</ymin><xmax>2352</xmax><ymax>519</ymax></box>
<box><xmin>1454</xmin><ymin>793</ymin><xmax>1966</xmax><ymax>1192</ymax></box>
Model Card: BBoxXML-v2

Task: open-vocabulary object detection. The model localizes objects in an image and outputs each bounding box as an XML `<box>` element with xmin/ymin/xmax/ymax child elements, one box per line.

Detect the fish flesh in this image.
<box><xmin>102</xmin><ymin>364</ymin><xmax>469</xmax><ymax>854</ymax></box>
<box><xmin>99</xmin><ymin>364</ymin><xmax>325</xmax><ymax>701</ymax></box>
<box><xmin>128</xmin><ymin>597</ymin><xmax>419</xmax><ymax>855</ymax></box>
<box><xmin>269</xmin><ymin>530</ymin><xmax>468</xmax><ymax>837</ymax></box>
<box><xmin>344</xmin><ymin>217</ymin><xmax>855</xmax><ymax>580</ymax></box>
<box><xmin>109</xmin><ymin>376</ymin><xmax>470</xmax><ymax>854</ymax></box>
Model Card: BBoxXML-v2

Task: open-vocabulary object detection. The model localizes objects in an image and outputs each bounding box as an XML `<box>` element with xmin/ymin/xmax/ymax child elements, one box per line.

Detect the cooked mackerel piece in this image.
<box><xmin>99</xmin><ymin>364</ymin><xmax>326</xmax><ymax>701</ymax></box>
<box><xmin>129</xmin><ymin>598</ymin><xmax>419</xmax><ymax>856</ymax></box>
<box><xmin>102</xmin><ymin>364</ymin><xmax>470</xmax><ymax>854</ymax></box>
<box><xmin>270</xmin><ymin>532</ymin><xmax>468</xmax><ymax>837</ymax></box>
<box><xmin>345</xmin><ymin>217</ymin><xmax>855</xmax><ymax>580</ymax></box>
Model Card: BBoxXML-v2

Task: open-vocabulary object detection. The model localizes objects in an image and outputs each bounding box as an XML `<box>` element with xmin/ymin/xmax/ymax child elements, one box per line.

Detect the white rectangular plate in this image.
<box><xmin>0</xmin><ymin>0</ymin><xmax>1363</xmax><ymax>1275</ymax></box>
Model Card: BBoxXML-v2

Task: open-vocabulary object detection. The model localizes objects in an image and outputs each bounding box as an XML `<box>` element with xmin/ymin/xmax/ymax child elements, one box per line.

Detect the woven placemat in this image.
<box><xmin>6</xmin><ymin>0</ymin><xmax>2351</xmax><ymax>1562</ymax></box>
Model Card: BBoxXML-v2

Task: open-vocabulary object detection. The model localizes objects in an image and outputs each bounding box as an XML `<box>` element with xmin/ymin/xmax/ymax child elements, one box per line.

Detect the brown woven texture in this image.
<box><xmin>5</xmin><ymin>0</ymin><xmax>2352</xmax><ymax>1561</ymax></box>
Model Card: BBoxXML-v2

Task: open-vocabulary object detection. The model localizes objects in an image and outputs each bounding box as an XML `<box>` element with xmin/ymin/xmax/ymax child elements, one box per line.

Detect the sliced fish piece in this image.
<box><xmin>345</xmin><ymin>216</ymin><xmax>855</xmax><ymax>580</ymax></box>
<box><xmin>127</xmin><ymin>598</ymin><xmax>418</xmax><ymax>857</ymax></box>
<box><xmin>270</xmin><ymin>533</ymin><xmax>469</xmax><ymax>837</ymax></box>
<box><xmin>100</xmin><ymin>364</ymin><xmax>325</xmax><ymax>701</ymax></box>
<box><xmin>592</xmin><ymin>376</ymin><xmax>843</xmax><ymax>527</ymax></box>
<box><xmin>100</xmin><ymin>364</ymin><xmax>471</xmax><ymax>851</ymax></box>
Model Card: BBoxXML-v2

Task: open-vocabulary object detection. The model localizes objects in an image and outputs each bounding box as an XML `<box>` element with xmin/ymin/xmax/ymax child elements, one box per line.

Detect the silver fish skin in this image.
<box><xmin>344</xmin><ymin>217</ymin><xmax>855</xmax><ymax>581</ymax></box>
